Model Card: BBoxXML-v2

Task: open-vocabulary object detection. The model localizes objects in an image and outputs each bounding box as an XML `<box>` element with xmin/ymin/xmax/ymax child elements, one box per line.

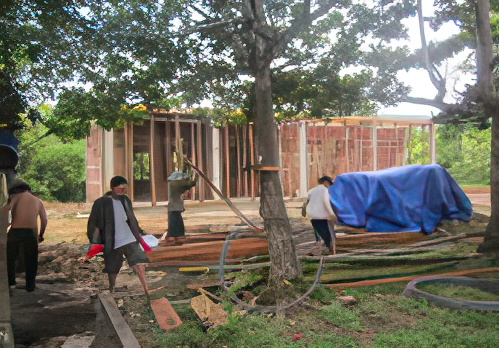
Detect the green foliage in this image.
<box><xmin>133</xmin><ymin>153</ymin><xmax>150</xmax><ymax>181</ymax></box>
<box><xmin>15</xmin><ymin>111</ymin><xmax>86</xmax><ymax>202</ymax></box>
<box><xmin>408</xmin><ymin>128</ymin><xmax>430</xmax><ymax>165</ymax></box>
<box><xmin>435</xmin><ymin>123</ymin><xmax>490</xmax><ymax>185</ymax></box>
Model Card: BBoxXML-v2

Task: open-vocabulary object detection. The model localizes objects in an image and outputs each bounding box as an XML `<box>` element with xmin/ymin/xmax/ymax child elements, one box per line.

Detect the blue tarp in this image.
<box><xmin>328</xmin><ymin>164</ymin><xmax>473</xmax><ymax>233</ymax></box>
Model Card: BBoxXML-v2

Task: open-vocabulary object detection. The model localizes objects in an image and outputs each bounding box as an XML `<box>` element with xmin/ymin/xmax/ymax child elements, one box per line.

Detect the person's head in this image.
<box><xmin>318</xmin><ymin>176</ymin><xmax>333</xmax><ymax>187</ymax></box>
<box><xmin>110</xmin><ymin>176</ymin><xmax>128</xmax><ymax>196</ymax></box>
<box><xmin>8</xmin><ymin>179</ymin><xmax>31</xmax><ymax>196</ymax></box>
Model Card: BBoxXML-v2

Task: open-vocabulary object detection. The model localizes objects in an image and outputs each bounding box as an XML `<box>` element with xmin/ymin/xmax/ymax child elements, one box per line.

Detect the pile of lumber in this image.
<box><xmin>148</xmin><ymin>237</ymin><xmax>268</xmax><ymax>265</ymax></box>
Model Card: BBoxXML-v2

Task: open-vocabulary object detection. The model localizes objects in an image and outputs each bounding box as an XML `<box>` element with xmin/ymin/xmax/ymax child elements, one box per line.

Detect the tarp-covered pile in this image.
<box><xmin>329</xmin><ymin>164</ymin><xmax>473</xmax><ymax>234</ymax></box>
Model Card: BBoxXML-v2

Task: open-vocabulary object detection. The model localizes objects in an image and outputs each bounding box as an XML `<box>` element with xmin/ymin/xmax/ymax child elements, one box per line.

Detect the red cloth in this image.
<box><xmin>86</xmin><ymin>238</ymin><xmax>150</xmax><ymax>260</ymax></box>
<box><xmin>138</xmin><ymin>237</ymin><xmax>152</xmax><ymax>253</ymax></box>
<box><xmin>86</xmin><ymin>244</ymin><xmax>104</xmax><ymax>259</ymax></box>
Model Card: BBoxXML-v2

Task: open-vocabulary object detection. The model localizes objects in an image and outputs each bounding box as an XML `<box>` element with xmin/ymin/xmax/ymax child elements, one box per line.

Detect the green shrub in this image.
<box><xmin>15</xmin><ymin>116</ymin><xmax>86</xmax><ymax>202</ymax></box>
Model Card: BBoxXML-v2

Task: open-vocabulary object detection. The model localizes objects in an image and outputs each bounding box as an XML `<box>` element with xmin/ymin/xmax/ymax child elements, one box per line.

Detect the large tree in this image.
<box><xmin>5</xmin><ymin>0</ymin><xmax>419</xmax><ymax>282</ymax></box>
<box><xmin>400</xmin><ymin>0</ymin><xmax>499</xmax><ymax>251</ymax></box>
<box><xmin>159</xmin><ymin>0</ymin><xmax>416</xmax><ymax>282</ymax></box>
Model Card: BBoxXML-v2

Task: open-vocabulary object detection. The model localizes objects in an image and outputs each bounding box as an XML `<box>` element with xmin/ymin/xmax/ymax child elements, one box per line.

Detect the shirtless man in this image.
<box><xmin>7</xmin><ymin>180</ymin><xmax>47</xmax><ymax>292</ymax></box>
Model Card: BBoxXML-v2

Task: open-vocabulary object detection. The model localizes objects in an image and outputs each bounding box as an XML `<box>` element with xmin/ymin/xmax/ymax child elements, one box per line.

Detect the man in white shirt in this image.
<box><xmin>304</xmin><ymin>176</ymin><xmax>336</xmax><ymax>254</ymax></box>
<box><xmin>87</xmin><ymin>176</ymin><xmax>149</xmax><ymax>293</ymax></box>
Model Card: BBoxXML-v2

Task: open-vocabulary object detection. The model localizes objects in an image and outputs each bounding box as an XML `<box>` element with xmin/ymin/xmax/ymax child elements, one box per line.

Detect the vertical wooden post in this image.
<box><xmin>354</xmin><ymin>124</ymin><xmax>359</xmax><ymax>171</ymax></box>
<box><xmin>429</xmin><ymin>123</ymin><xmax>436</xmax><ymax>164</ymax></box>
<box><xmin>236</xmin><ymin>125</ymin><xmax>242</xmax><ymax>197</ymax></box>
<box><xmin>212</xmin><ymin>127</ymin><xmax>221</xmax><ymax>200</ymax></box>
<box><xmin>224</xmin><ymin>125</ymin><xmax>230</xmax><ymax>198</ymax></box>
<box><xmin>407</xmin><ymin>124</ymin><xmax>412</xmax><ymax>165</ymax></box>
<box><xmin>372</xmin><ymin>118</ymin><xmax>378</xmax><ymax>171</ymax></box>
<box><xmin>299</xmin><ymin>122</ymin><xmax>308</xmax><ymax>197</ymax></box>
<box><xmin>359</xmin><ymin>122</ymin><xmax>363</xmax><ymax>171</ymax></box>
<box><xmin>388</xmin><ymin>125</ymin><xmax>392</xmax><ymax>168</ymax></box>
<box><xmin>242</xmin><ymin>124</ymin><xmax>248</xmax><ymax>197</ymax></box>
<box><xmin>197</xmin><ymin>121</ymin><xmax>204</xmax><ymax>202</ymax></box>
<box><xmin>150</xmin><ymin>118</ymin><xmax>156</xmax><ymax>206</ymax></box>
<box><xmin>393</xmin><ymin>122</ymin><xmax>398</xmax><ymax>166</ymax></box>
<box><xmin>249</xmin><ymin>123</ymin><xmax>255</xmax><ymax>201</ymax></box>
<box><xmin>165</xmin><ymin>121</ymin><xmax>172</xmax><ymax>180</ymax></box>
<box><xmin>345</xmin><ymin>121</ymin><xmax>350</xmax><ymax>173</ymax></box>
<box><xmin>124</xmin><ymin>123</ymin><xmax>129</xmax><ymax>184</ymax></box>
<box><xmin>128</xmin><ymin>124</ymin><xmax>134</xmax><ymax>201</ymax></box>
<box><xmin>175</xmin><ymin>115</ymin><xmax>180</xmax><ymax>170</ymax></box>
<box><xmin>191</xmin><ymin>122</ymin><xmax>196</xmax><ymax>200</ymax></box>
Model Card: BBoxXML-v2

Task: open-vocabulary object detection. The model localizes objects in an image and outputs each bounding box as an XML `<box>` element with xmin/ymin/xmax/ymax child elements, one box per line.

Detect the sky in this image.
<box><xmin>379</xmin><ymin>1</ymin><xmax>473</xmax><ymax>116</ymax></box>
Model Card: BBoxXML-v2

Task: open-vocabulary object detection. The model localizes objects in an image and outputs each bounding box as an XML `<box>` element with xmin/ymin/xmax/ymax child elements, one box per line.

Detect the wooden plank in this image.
<box><xmin>242</xmin><ymin>124</ymin><xmax>248</xmax><ymax>197</ymax></box>
<box><xmin>148</xmin><ymin>238</ymin><xmax>268</xmax><ymax>262</ymax></box>
<box><xmin>98</xmin><ymin>293</ymin><xmax>141</xmax><ymax>348</ymax></box>
<box><xmin>236</xmin><ymin>125</ymin><xmax>241</xmax><ymax>197</ymax></box>
<box><xmin>224</xmin><ymin>125</ymin><xmax>230</xmax><ymax>198</ymax></box>
<box><xmin>197</xmin><ymin>121</ymin><xmax>204</xmax><ymax>201</ymax></box>
<box><xmin>251</xmin><ymin>165</ymin><xmax>280</xmax><ymax>171</ymax></box>
<box><xmin>191</xmin><ymin>123</ymin><xmax>196</xmax><ymax>200</ymax></box>
<box><xmin>326</xmin><ymin>267</ymin><xmax>499</xmax><ymax>290</ymax></box>
<box><xmin>249</xmin><ymin>123</ymin><xmax>255</xmax><ymax>201</ymax></box>
<box><xmin>150</xmin><ymin>298</ymin><xmax>182</xmax><ymax>330</ymax></box>
<box><xmin>150</xmin><ymin>118</ymin><xmax>157</xmax><ymax>206</ymax></box>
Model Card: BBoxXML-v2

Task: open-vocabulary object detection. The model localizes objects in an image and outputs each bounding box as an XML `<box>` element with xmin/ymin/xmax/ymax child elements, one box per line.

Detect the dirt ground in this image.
<box><xmin>8</xmin><ymin>190</ymin><xmax>491</xmax><ymax>347</ymax></box>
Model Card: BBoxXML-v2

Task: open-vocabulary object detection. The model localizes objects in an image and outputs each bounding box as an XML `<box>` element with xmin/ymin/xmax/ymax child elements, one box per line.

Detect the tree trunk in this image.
<box><xmin>254</xmin><ymin>61</ymin><xmax>302</xmax><ymax>281</ymax></box>
<box><xmin>475</xmin><ymin>0</ymin><xmax>499</xmax><ymax>252</ymax></box>
<box><xmin>478</xmin><ymin>107</ymin><xmax>499</xmax><ymax>252</ymax></box>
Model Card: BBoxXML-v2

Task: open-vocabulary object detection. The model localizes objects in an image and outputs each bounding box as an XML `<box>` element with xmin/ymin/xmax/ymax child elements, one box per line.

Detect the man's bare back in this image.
<box><xmin>10</xmin><ymin>191</ymin><xmax>47</xmax><ymax>240</ymax></box>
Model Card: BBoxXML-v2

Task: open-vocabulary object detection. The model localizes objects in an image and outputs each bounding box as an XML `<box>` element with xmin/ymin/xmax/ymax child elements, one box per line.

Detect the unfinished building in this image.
<box><xmin>86</xmin><ymin>112</ymin><xmax>434</xmax><ymax>204</ymax></box>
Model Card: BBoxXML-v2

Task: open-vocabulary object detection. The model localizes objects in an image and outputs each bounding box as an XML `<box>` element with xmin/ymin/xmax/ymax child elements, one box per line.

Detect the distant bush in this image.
<box><xmin>408</xmin><ymin>123</ymin><xmax>490</xmax><ymax>186</ymax></box>
<box><xmin>434</xmin><ymin>123</ymin><xmax>490</xmax><ymax>185</ymax></box>
<box><xmin>16</xmin><ymin>119</ymin><xmax>86</xmax><ymax>202</ymax></box>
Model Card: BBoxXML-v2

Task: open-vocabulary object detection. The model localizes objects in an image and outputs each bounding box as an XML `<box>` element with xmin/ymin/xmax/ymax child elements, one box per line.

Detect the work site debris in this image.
<box><xmin>337</xmin><ymin>296</ymin><xmax>357</xmax><ymax>306</ymax></box>
<box><xmin>150</xmin><ymin>298</ymin><xmax>182</xmax><ymax>330</ymax></box>
<box><xmin>191</xmin><ymin>293</ymin><xmax>228</xmax><ymax>329</ymax></box>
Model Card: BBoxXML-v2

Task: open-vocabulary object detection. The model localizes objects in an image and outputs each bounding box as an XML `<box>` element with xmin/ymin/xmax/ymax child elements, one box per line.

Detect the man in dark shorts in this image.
<box><xmin>87</xmin><ymin>176</ymin><xmax>149</xmax><ymax>293</ymax></box>
<box><xmin>166</xmin><ymin>171</ymin><xmax>197</xmax><ymax>243</ymax></box>
<box><xmin>303</xmin><ymin>176</ymin><xmax>336</xmax><ymax>255</ymax></box>
<box><xmin>7</xmin><ymin>180</ymin><xmax>47</xmax><ymax>291</ymax></box>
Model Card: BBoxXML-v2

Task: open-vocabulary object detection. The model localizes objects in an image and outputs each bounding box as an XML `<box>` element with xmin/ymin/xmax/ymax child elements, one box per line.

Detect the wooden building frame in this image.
<box><xmin>86</xmin><ymin>113</ymin><xmax>435</xmax><ymax>204</ymax></box>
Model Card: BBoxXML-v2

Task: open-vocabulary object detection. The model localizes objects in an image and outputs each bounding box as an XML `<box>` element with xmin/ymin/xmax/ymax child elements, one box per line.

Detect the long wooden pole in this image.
<box><xmin>197</xmin><ymin>121</ymin><xmax>204</xmax><ymax>202</ymax></box>
<box><xmin>175</xmin><ymin>115</ymin><xmax>180</xmax><ymax>170</ymax></box>
<box><xmin>183</xmin><ymin>156</ymin><xmax>262</xmax><ymax>232</ymax></box>
<box><xmin>224</xmin><ymin>125</ymin><xmax>230</xmax><ymax>198</ymax></box>
<box><xmin>150</xmin><ymin>118</ymin><xmax>156</xmax><ymax>206</ymax></box>
<box><xmin>236</xmin><ymin>125</ymin><xmax>242</xmax><ymax>197</ymax></box>
<box><xmin>191</xmin><ymin>123</ymin><xmax>196</xmax><ymax>200</ymax></box>
<box><xmin>249</xmin><ymin>123</ymin><xmax>255</xmax><ymax>201</ymax></box>
<box><xmin>242</xmin><ymin>124</ymin><xmax>248</xmax><ymax>197</ymax></box>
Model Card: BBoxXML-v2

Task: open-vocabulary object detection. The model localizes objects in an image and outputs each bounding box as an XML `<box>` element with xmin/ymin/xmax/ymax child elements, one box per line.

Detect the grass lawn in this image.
<box><xmin>123</xmin><ymin>280</ymin><xmax>499</xmax><ymax>348</ymax></box>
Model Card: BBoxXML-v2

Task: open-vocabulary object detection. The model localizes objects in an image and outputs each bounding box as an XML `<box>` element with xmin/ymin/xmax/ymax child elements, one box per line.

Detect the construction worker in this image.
<box><xmin>166</xmin><ymin>170</ymin><xmax>197</xmax><ymax>243</ymax></box>
<box><xmin>7</xmin><ymin>180</ymin><xmax>47</xmax><ymax>292</ymax></box>
<box><xmin>303</xmin><ymin>176</ymin><xmax>337</xmax><ymax>255</ymax></box>
<box><xmin>87</xmin><ymin>176</ymin><xmax>149</xmax><ymax>293</ymax></box>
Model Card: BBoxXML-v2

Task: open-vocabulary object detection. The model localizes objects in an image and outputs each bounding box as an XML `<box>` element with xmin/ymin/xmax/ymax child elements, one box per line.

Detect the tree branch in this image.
<box><xmin>262</xmin><ymin>0</ymin><xmax>334</xmax><ymax>67</ymax></box>
<box><xmin>401</xmin><ymin>96</ymin><xmax>454</xmax><ymax>112</ymax></box>
<box><xmin>417</xmin><ymin>0</ymin><xmax>446</xmax><ymax>101</ymax></box>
